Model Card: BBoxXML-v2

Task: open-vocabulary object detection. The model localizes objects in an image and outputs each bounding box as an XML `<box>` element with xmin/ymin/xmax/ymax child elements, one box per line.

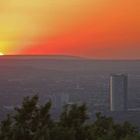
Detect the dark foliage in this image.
<box><xmin>0</xmin><ymin>95</ymin><xmax>139</xmax><ymax>140</ymax></box>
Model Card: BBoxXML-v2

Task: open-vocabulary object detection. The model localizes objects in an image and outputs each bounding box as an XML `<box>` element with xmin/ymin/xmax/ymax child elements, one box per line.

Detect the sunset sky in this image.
<box><xmin>0</xmin><ymin>0</ymin><xmax>140</xmax><ymax>59</ymax></box>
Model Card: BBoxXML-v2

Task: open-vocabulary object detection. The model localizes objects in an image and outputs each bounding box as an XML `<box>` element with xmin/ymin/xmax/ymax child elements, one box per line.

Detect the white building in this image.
<box><xmin>110</xmin><ymin>74</ymin><xmax>128</xmax><ymax>111</ymax></box>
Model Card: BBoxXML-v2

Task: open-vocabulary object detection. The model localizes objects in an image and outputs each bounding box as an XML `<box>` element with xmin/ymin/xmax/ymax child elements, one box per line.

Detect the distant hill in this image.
<box><xmin>0</xmin><ymin>55</ymin><xmax>85</xmax><ymax>60</ymax></box>
<box><xmin>38</xmin><ymin>55</ymin><xmax>84</xmax><ymax>60</ymax></box>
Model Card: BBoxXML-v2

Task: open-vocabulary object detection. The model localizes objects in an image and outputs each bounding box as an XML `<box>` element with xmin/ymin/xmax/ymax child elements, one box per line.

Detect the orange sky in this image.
<box><xmin>0</xmin><ymin>0</ymin><xmax>140</xmax><ymax>58</ymax></box>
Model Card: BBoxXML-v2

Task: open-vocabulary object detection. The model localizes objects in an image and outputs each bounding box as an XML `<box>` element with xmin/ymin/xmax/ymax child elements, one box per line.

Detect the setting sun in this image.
<box><xmin>0</xmin><ymin>52</ymin><xmax>4</xmax><ymax>56</ymax></box>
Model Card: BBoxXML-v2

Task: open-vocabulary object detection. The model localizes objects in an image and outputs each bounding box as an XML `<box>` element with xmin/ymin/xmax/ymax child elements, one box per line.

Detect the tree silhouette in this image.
<box><xmin>0</xmin><ymin>95</ymin><xmax>139</xmax><ymax>140</ymax></box>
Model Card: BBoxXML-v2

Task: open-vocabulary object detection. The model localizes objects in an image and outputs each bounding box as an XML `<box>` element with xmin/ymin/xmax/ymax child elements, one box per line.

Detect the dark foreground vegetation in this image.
<box><xmin>0</xmin><ymin>96</ymin><xmax>140</xmax><ymax>140</ymax></box>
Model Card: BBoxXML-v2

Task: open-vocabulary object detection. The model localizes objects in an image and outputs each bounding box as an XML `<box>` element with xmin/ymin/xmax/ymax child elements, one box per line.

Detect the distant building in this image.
<box><xmin>61</xmin><ymin>93</ymin><xmax>70</xmax><ymax>105</ymax></box>
<box><xmin>110</xmin><ymin>74</ymin><xmax>128</xmax><ymax>111</ymax></box>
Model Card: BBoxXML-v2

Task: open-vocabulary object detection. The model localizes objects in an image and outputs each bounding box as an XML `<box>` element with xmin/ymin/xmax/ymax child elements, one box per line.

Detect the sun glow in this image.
<box><xmin>0</xmin><ymin>52</ymin><xmax>4</xmax><ymax>56</ymax></box>
<box><xmin>0</xmin><ymin>0</ymin><xmax>140</xmax><ymax>58</ymax></box>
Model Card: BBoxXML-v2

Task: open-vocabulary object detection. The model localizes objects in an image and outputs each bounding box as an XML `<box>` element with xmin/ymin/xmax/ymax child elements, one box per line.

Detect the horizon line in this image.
<box><xmin>0</xmin><ymin>54</ymin><xmax>140</xmax><ymax>61</ymax></box>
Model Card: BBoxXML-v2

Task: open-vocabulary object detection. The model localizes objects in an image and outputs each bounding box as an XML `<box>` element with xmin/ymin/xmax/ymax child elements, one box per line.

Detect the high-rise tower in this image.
<box><xmin>110</xmin><ymin>74</ymin><xmax>128</xmax><ymax>111</ymax></box>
